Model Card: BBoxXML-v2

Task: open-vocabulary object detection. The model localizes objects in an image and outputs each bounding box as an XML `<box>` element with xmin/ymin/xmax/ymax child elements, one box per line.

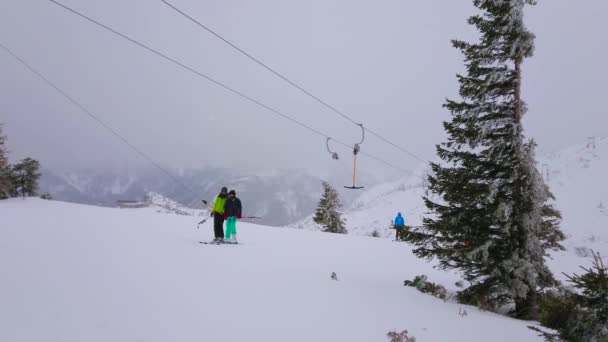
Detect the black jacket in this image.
<box><xmin>224</xmin><ymin>197</ymin><xmax>242</xmax><ymax>217</ymax></box>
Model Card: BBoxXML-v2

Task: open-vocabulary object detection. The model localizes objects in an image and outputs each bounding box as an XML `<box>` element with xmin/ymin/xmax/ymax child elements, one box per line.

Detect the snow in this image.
<box><xmin>145</xmin><ymin>192</ymin><xmax>207</xmax><ymax>216</ymax></box>
<box><xmin>539</xmin><ymin>137</ymin><xmax>608</xmax><ymax>281</ymax></box>
<box><xmin>0</xmin><ymin>198</ymin><xmax>543</xmax><ymax>342</ymax></box>
<box><xmin>3</xmin><ymin>137</ymin><xmax>607</xmax><ymax>341</ymax></box>
<box><xmin>289</xmin><ymin>165</ymin><xmax>429</xmax><ymax>238</ymax></box>
<box><xmin>293</xmin><ymin>138</ymin><xmax>608</xmax><ymax>269</ymax></box>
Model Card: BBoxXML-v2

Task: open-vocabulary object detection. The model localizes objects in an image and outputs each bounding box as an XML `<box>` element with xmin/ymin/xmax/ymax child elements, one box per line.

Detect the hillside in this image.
<box><xmin>2</xmin><ymin>138</ymin><xmax>606</xmax><ymax>341</ymax></box>
<box><xmin>292</xmin><ymin>138</ymin><xmax>608</xmax><ymax>274</ymax></box>
<box><xmin>1</xmin><ymin>198</ymin><xmax>544</xmax><ymax>342</ymax></box>
<box><xmin>39</xmin><ymin>167</ymin><xmax>323</xmax><ymax>226</ymax></box>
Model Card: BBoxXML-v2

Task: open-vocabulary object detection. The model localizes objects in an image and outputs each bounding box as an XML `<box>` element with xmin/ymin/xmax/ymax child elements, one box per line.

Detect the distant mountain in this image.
<box><xmin>39</xmin><ymin>166</ymin><xmax>389</xmax><ymax>226</ymax></box>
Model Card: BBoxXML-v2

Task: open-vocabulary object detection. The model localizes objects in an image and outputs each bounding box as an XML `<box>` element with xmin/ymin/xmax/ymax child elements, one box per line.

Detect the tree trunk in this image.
<box><xmin>515</xmin><ymin>289</ymin><xmax>541</xmax><ymax>320</ymax></box>
<box><xmin>514</xmin><ymin>59</ymin><xmax>523</xmax><ymax>123</ymax></box>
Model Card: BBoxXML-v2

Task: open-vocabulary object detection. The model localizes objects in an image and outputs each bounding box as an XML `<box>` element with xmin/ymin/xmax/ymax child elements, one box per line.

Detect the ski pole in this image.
<box><xmin>201</xmin><ymin>199</ymin><xmax>214</xmax><ymax>210</ymax></box>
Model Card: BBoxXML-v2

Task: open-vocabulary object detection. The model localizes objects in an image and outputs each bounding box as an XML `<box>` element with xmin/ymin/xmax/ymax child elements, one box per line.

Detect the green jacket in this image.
<box><xmin>213</xmin><ymin>195</ymin><xmax>226</xmax><ymax>214</ymax></box>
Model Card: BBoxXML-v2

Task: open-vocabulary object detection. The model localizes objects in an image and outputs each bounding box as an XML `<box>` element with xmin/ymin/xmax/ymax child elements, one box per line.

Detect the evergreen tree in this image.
<box><xmin>533</xmin><ymin>252</ymin><xmax>608</xmax><ymax>341</ymax></box>
<box><xmin>562</xmin><ymin>252</ymin><xmax>608</xmax><ymax>341</ymax></box>
<box><xmin>405</xmin><ymin>0</ymin><xmax>564</xmax><ymax>319</ymax></box>
<box><xmin>0</xmin><ymin>124</ymin><xmax>12</xmax><ymax>199</ymax></box>
<box><xmin>10</xmin><ymin>158</ymin><xmax>41</xmax><ymax>197</ymax></box>
<box><xmin>313</xmin><ymin>181</ymin><xmax>347</xmax><ymax>234</ymax></box>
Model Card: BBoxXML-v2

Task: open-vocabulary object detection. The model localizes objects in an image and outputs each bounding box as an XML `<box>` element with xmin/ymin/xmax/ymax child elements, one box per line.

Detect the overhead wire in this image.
<box><xmin>0</xmin><ymin>41</ymin><xmax>203</xmax><ymax>206</ymax></box>
<box><xmin>46</xmin><ymin>0</ymin><xmax>410</xmax><ymax>174</ymax></box>
<box><xmin>159</xmin><ymin>0</ymin><xmax>428</xmax><ymax>164</ymax></box>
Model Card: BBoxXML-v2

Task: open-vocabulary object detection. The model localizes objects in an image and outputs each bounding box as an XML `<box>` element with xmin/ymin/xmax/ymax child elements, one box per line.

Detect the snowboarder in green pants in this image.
<box><xmin>223</xmin><ymin>189</ymin><xmax>242</xmax><ymax>244</ymax></box>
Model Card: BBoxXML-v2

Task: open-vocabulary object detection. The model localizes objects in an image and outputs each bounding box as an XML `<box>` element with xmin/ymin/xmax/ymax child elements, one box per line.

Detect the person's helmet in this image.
<box><xmin>220</xmin><ymin>187</ymin><xmax>228</xmax><ymax>194</ymax></box>
<box><xmin>228</xmin><ymin>190</ymin><xmax>236</xmax><ymax>196</ymax></box>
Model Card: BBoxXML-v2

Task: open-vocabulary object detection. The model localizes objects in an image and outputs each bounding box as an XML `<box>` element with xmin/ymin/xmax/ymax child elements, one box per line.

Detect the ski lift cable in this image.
<box><xmin>159</xmin><ymin>0</ymin><xmax>427</xmax><ymax>164</ymax></box>
<box><xmin>47</xmin><ymin>0</ymin><xmax>329</xmax><ymax>140</ymax></box>
<box><xmin>365</xmin><ymin>127</ymin><xmax>427</xmax><ymax>164</ymax></box>
<box><xmin>1</xmin><ymin>40</ymin><xmax>406</xmax><ymax>187</ymax></box>
<box><xmin>45</xmin><ymin>0</ymin><xmax>409</xmax><ymax>174</ymax></box>
<box><xmin>330</xmin><ymin>139</ymin><xmax>409</xmax><ymax>174</ymax></box>
<box><xmin>0</xmin><ymin>41</ymin><xmax>203</xmax><ymax>207</ymax></box>
<box><xmin>159</xmin><ymin>0</ymin><xmax>361</xmax><ymax>128</ymax></box>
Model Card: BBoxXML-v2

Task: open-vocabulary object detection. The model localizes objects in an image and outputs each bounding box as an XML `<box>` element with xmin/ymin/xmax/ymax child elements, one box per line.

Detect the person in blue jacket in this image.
<box><xmin>393</xmin><ymin>212</ymin><xmax>406</xmax><ymax>241</ymax></box>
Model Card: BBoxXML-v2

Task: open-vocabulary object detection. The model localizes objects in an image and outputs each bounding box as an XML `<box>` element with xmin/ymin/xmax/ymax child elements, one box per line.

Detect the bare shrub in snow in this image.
<box><xmin>575</xmin><ymin>246</ymin><xmax>593</xmax><ymax>258</ymax></box>
<box><xmin>404</xmin><ymin>275</ymin><xmax>448</xmax><ymax>301</ymax></box>
<box><xmin>387</xmin><ymin>329</ymin><xmax>416</xmax><ymax>342</ymax></box>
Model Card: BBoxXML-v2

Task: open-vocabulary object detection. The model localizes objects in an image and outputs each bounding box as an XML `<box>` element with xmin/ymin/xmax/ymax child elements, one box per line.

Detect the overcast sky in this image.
<box><xmin>1</xmin><ymin>0</ymin><xmax>606</xmax><ymax>179</ymax></box>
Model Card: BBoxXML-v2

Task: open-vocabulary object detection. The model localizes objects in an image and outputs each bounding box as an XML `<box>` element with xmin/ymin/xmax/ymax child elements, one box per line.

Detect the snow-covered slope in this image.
<box><xmin>297</xmin><ymin>138</ymin><xmax>607</xmax><ymax>239</ymax></box>
<box><xmin>2</xmin><ymin>138</ymin><xmax>605</xmax><ymax>341</ymax></box>
<box><xmin>291</xmin><ymin>137</ymin><xmax>608</xmax><ymax>283</ymax></box>
<box><xmin>290</xmin><ymin>166</ymin><xmax>428</xmax><ymax>238</ymax></box>
<box><xmin>145</xmin><ymin>192</ymin><xmax>207</xmax><ymax>216</ymax></box>
<box><xmin>344</xmin><ymin>166</ymin><xmax>429</xmax><ymax>237</ymax></box>
<box><xmin>538</xmin><ymin>137</ymin><xmax>608</xmax><ymax>278</ymax></box>
<box><xmin>1</xmin><ymin>198</ymin><xmax>543</xmax><ymax>342</ymax></box>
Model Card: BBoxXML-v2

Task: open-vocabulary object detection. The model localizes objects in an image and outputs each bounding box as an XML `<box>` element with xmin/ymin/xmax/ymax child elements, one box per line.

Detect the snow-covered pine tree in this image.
<box><xmin>313</xmin><ymin>181</ymin><xmax>347</xmax><ymax>234</ymax></box>
<box><xmin>405</xmin><ymin>0</ymin><xmax>564</xmax><ymax>319</ymax></box>
<box><xmin>10</xmin><ymin>157</ymin><xmax>41</xmax><ymax>197</ymax></box>
<box><xmin>562</xmin><ymin>252</ymin><xmax>608</xmax><ymax>341</ymax></box>
<box><xmin>533</xmin><ymin>252</ymin><xmax>608</xmax><ymax>341</ymax></box>
<box><xmin>0</xmin><ymin>124</ymin><xmax>12</xmax><ymax>199</ymax></box>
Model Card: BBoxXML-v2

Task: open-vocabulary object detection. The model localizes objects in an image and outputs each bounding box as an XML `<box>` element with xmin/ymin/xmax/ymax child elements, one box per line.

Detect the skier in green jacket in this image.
<box><xmin>211</xmin><ymin>187</ymin><xmax>228</xmax><ymax>243</ymax></box>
